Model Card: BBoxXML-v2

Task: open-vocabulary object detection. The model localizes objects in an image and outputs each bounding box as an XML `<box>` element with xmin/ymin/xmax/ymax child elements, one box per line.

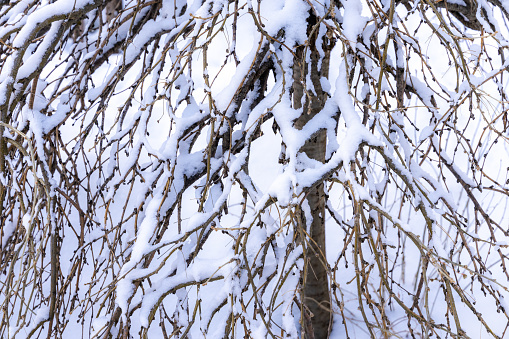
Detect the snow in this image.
<box><xmin>341</xmin><ymin>0</ymin><xmax>368</xmax><ymax>50</ymax></box>
<box><xmin>1</xmin><ymin>221</ymin><xmax>16</xmax><ymax>247</ymax></box>
<box><xmin>12</xmin><ymin>0</ymin><xmax>95</xmax><ymax>48</ymax></box>
<box><xmin>17</xmin><ymin>22</ymin><xmax>62</xmax><ymax>80</ymax></box>
<box><xmin>2</xmin><ymin>0</ymin><xmax>509</xmax><ymax>338</ymax></box>
<box><xmin>260</xmin><ymin>0</ymin><xmax>309</xmax><ymax>43</ymax></box>
<box><xmin>419</xmin><ymin>125</ymin><xmax>435</xmax><ymax>142</ymax></box>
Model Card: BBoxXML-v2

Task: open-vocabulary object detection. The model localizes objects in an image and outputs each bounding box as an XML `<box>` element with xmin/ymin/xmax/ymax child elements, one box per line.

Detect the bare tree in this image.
<box><xmin>1</xmin><ymin>0</ymin><xmax>509</xmax><ymax>338</ymax></box>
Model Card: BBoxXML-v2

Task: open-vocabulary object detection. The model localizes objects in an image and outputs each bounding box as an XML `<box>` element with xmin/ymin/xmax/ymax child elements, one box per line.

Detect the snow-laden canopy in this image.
<box><xmin>1</xmin><ymin>0</ymin><xmax>509</xmax><ymax>337</ymax></box>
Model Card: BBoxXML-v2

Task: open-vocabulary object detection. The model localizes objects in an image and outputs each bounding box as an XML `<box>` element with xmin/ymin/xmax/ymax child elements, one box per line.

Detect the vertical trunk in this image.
<box><xmin>293</xmin><ymin>12</ymin><xmax>333</xmax><ymax>339</ymax></box>
<box><xmin>0</xmin><ymin>135</ymin><xmax>5</xmax><ymax>226</ymax></box>
<box><xmin>299</xmin><ymin>134</ymin><xmax>330</xmax><ymax>339</ymax></box>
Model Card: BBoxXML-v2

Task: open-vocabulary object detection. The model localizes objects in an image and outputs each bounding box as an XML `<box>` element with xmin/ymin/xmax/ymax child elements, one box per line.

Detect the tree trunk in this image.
<box><xmin>293</xmin><ymin>12</ymin><xmax>333</xmax><ymax>339</ymax></box>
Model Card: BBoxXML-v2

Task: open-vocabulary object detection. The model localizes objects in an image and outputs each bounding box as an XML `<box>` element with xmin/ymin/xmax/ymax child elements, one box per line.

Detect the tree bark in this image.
<box><xmin>293</xmin><ymin>11</ymin><xmax>333</xmax><ymax>339</ymax></box>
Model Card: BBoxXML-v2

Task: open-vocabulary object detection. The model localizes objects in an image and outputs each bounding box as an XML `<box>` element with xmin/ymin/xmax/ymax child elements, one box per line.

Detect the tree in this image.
<box><xmin>1</xmin><ymin>0</ymin><xmax>509</xmax><ymax>338</ymax></box>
